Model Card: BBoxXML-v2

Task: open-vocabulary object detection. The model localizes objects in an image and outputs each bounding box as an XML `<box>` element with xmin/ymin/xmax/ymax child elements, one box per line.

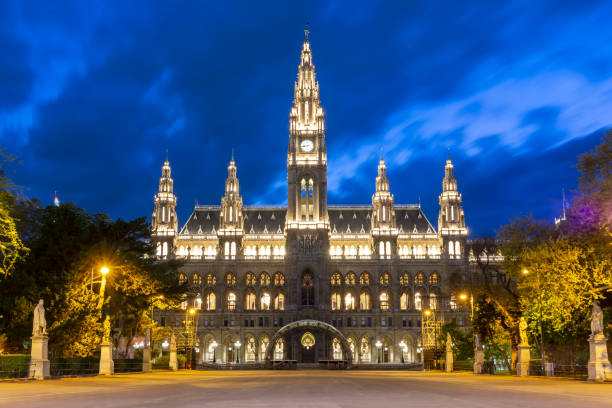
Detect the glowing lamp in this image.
<box><xmin>100</xmin><ymin>266</ymin><xmax>109</xmax><ymax>276</ymax></box>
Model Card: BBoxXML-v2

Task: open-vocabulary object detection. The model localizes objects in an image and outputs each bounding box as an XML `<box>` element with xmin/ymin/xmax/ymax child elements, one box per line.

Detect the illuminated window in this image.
<box><xmin>361</xmin><ymin>338</ymin><xmax>371</xmax><ymax>362</ymax></box>
<box><xmin>415</xmin><ymin>292</ymin><xmax>422</xmax><ymax>310</ymax></box>
<box><xmin>379</xmin><ymin>241</ymin><xmax>384</xmax><ymax>258</ymax></box>
<box><xmin>260</xmin><ymin>272</ymin><xmax>271</xmax><ymax>287</ymax></box>
<box><xmin>415</xmin><ymin>273</ymin><xmax>424</xmax><ymax>285</ymax></box>
<box><xmin>331</xmin><ymin>273</ymin><xmax>342</xmax><ymax>286</ymax></box>
<box><xmin>259</xmin><ymin>336</ymin><xmax>269</xmax><ymax>361</ymax></box>
<box><xmin>246</xmin><ymin>337</ymin><xmax>256</xmax><ymax>362</ymax></box>
<box><xmin>429</xmin><ymin>273</ymin><xmax>439</xmax><ymax>285</ymax></box>
<box><xmin>246</xmin><ymin>272</ymin><xmax>256</xmax><ymax>286</ymax></box>
<box><xmin>357</xmin><ymin>290</ymin><xmax>371</xmax><ymax>310</ymax></box>
<box><xmin>379</xmin><ymin>272</ymin><xmax>390</xmax><ymax>286</ymax></box>
<box><xmin>205</xmin><ymin>292</ymin><xmax>216</xmax><ymax>310</ymax></box>
<box><xmin>260</xmin><ymin>293</ymin><xmax>271</xmax><ymax>310</ymax></box>
<box><xmin>331</xmin><ymin>292</ymin><xmax>341</xmax><ymax>310</ymax></box>
<box><xmin>359</xmin><ymin>273</ymin><xmax>370</xmax><ymax>286</ymax></box>
<box><xmin>386</xmin><ymin>241</ymin><xmax>391</xmax><ymax>258</ymax></box>
<box><xmin>178</xmin><ymin>273</ymin><xmax>187</xmax><ymax>284</ymax></box>
<box><xmin>379</xmin><ymin>292</ymin><xmax>390</xmax><ymax>311</ymax></box>
<box><xmin>450</xmin><ymin>295</ymin><xmax>458</xmax><ymax>311</ymax></box>
<box><xmin>400</xmin><ymin>273</ymin><xmax>410</xmax><ymax>286</ymax></box>
<box><xmin>206</xmin><ymin>273</ymin><xmax>216</xmax><ymax>286</ymax></box>
<box><xmin>455</xmin><ymin>241</ymin><xmax>461</xmax><ymax>256</ymax></box>
<box><xmin>230</xmin><ymin>241</ymin><xmax>236</xmax><ymax>258</ymax></box>
<box><xmin>345</xmin><ymin>272</ymin><xmax>356</xmax><ymax>286</ymax></box>
<box><xmin>191</xmin><ymin>273</ymin><xmax>202</xmax><ymax>285</ymax></box>
<box><xmin>400</xmin><ymin>292</ymin><xmax>409</xmax><ymax>310</ymax></box>
<box><xmin>332</xmin><ymin>338</ymin><xmax>342</xmax><ymax>360</ymax></box>
<box><xmin>245</xmin><ymin>292</ymin><xmax>256</xmax><ymax>310</ymax></box>
<box><xmin>302</xmin><ymin>272</ymin><xmax>314</xmax><ymax>306</ymax></box>
<box><xmin>273</xmin><ymin>272</ymin><xmax>285</xmax><ymax>286</ymax></box>
<box><xmin>224</xmin><ymin>242</ymin><xmax>230</xmax><ymax>258</ymax></box>
<box><xmin>225</xmin><ymin>273</ymin><xmax>236</xmax><ymax>286</ymax></box>
<box><xmin>274</xmin><ymin>293</ymin><xmax>285</xmax><ymax>310</ymax></box>
<box><xmin>274</xmin><ymin>338</ymin><xmax>284</xmax><ymax>360</ymax></box>
<box><xmin>449</xmin><ymin>241</ymin><xmax>454</xmax><ymax>255</ymax></box>
<box><xmin>345</xmin><ymin>293</ymin><xmax>355</xmax><ymax>310</ymax></box>
<box><xmin>430</xmin><ymin>293</ymin><xmax>438</xmax><ymax>310</ymax></box>
<box><xmin>226</xmin><ymin>292</ymin><xmax>236</xmax><ymax>310</ymax></box>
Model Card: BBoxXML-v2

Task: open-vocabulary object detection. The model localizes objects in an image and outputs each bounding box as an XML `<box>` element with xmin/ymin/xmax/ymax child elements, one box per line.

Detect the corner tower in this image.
<box><xmin>371</xmin><ymin>157</ymin><xmax>397</xmax><ymax>259</ymax></box>
<box><xmin>286</xmin><ymin>29</ymin><xmax>329</xmax><ymax>259</ymax></box>
<box><xmin>152</xmin><ymin>158</ymin><xmax>178</xmax><ymax>259</ymax></box>
<box><xmin>438</xmin><ymin>156</ymin><xmax>467</xmax><ymax>258</ymax></box>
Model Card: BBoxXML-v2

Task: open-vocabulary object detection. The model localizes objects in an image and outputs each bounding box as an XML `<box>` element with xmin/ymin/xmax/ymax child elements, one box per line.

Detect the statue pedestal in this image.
<box><xmin>29</xmin><ymin>335</ymin><xmax>50</xmax><ymax>379</ymax></box>
<box><xmin>473</xmin><ymin>349</ymin><xmax>484</xmax><ymax>374</ymax></box>
<box><xmin>516</xmin><ymin>345</ymin><xmax>530</xmax><ymax>377</ymax></box>
<box><xmin>169</xmin><ymin>350</ymin><xmax>178</xmax><ymax>371</ymax></box>
<box><xmin>588</xmin><ymin>334</ymin><xmax>612</xmax><ymax>382</ymax></box>
<box><xmin>143</xmin><ymin>348</ymin><xmax>152</xmax><ymax>372</ymax></box>
<box><xmin>445</xmin><ymin>351</ymin><xmax>453</xmax><ymax>372</ymax></box>
<box><xmin>99</xmin><ymin>342</ymin><xmax>114</xmax><ymax>375</ymax></box>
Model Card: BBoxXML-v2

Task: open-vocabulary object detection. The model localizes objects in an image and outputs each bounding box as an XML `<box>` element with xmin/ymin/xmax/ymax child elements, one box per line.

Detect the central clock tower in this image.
<box><xmin>286</xmin><ymin>29</ymin><xmax>329</xmax><ymax>257</ymax></box>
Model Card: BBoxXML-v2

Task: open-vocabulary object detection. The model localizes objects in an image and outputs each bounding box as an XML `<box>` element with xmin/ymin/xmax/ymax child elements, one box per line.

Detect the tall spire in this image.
<box><xmin>372</xmin><ymin>156</ymin><xmax>395</xmax><ymax>230</ymax></box>
<box><xmin>220</xmin><ymin>156</ymin><xmax>243</xmax><ymax>231</ymax></box>
<box><xmin>438</xmin><ymin>156</ymin><xmax>467</xmax><ymax>258</ymax></box>
<box><xmin>152</xmin><ymin>158</ymin><xmax>178</xmax><ymax>259</ymax></box>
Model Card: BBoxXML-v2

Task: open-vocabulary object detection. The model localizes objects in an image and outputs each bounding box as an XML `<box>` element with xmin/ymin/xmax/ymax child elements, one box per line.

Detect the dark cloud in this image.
<box><xmin>1</xmin><ymin>0</ymin><xmax>611</xmax><ymax>236</ymax></box>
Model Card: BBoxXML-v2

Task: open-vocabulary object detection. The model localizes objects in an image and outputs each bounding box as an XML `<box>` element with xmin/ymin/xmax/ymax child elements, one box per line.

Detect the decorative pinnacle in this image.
<box><xmin>165</xmin><ymin>148</ymin><xmax>169</xmax><ymax>161</ymax></box>
<box><xmin>231</xmin><ymin>148</ymin><xmax>234</xmax><ymax>162</ymax></box>
<box><xmin>304</xmin><ymin>22</ymin><xmax>309</xmax><ymax>41</ymax></box>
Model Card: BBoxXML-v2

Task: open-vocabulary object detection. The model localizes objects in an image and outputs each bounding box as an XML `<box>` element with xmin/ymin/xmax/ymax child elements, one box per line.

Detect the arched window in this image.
<box><xmin>274</xmin><ymin>338</ymin><xmax>284</xmax><ymax>360</ymax></box>
<box><xmin>332</xmin><ymin>338</ymin><xmax>342</xmax><ymax>360</ymax></box>
<box><xmin>274</xmin><ymin>293</ymin><xmax>285</xmax><ymax>310</ymax></box>
<box><xmin>415</xmin><ymin>272</ymin><xmax>424</xmax><ymax>285</ymax></box>
<box><xmin>385</xmin><ymin>241</ymin><xmax>391</xmax><ymax>258</ymax></box>
<box><xmin>450</xmin><ymin>295</ymin><xmax>458</xmax><ymax>311</ymax></box>
<box><xmin>226</xmin><ymin>292</ymin><xmax>236</xmax><ymax>310</ymax></box>
<box><xmin>246</xmin><ymin>337</ymin><xmax>256</xmax><ymax>362</ymax></box>
<box><xmin>206</xmin><ymin>273</ymin><xmax>216</xmax><ymax>286</ymax></box>
<box><xmin>259</xmin><ymin>336</ymin><xmax>269</xmax><ymax>361</ymax></box>
<box><xmin>345</xmin><ymin>272</ymin><xmax>356</xmax><ymax>286</ymax></box>
<box><xmin>260</xmin><ymin>272</ymin><xmax>271</xmax><ymax>287</ymax></box>
<box><xmin>302</xmin><ymin>272</ymin><xmax>314</xmax><ymax>306</ymax></box>
<box><xmin>273</xmin><ymin>272</ymin><xmax>285</xmax><ymax>286</ymax></box>
<box><xmin>225</xmin><ymin>273</ymin><xmax>236</xmax><ymax>286</ymax></box>
<box><xmin>191</xmin><ymin>273</ymin><xmax>202</xmax><ymax>285</ymax></box>
<box><xmin>379</xmin><ymin>272</ymin><xmax>390</xmax><ymax>286</ymax></box>
<box><xmin>178</xmin><ymin>273</ymin><xmax>187</xmax><ymax>284</ymax></box>
<box><xmin>205</xmin><ymin>292</ymin><xmax>216</xmax><ymax>310</ymax></box>
<box><xmin>224</xmin><ymin>241</ymin><xmax>230</xmax><ymax>258</ymax></box>
<box><xmin>331</xmin><ymin>273</ymin><xmax>342</xmax><ymax>286</ymax></box>
<box><xmin>260</xmin><ymin>292</ymin><xmax>271</xmax><ymax>310</ymax></box>
<box><xmin>379</xmin><ymin>241</ymin><xmax>385</xmax><ymax>258</ymax></box>
<box><xmin>360</xmin><ymin>291</ymin><xmax>371</xmax><ymax>310</ymax></box>
<box><xmin>455</xmin><ymin>241</ymin><xmax>461</xmax><ymax>257</ymax></box>
<box><xmin>230</xmin><ymin>241</ymin><xmax>236</xmax><ymax>258</ymax></box>
<box><xmin>430</xmin><ymin>293</ymin><xmax>438</xmax><ymax>310</ymax></box>
<box><xmin>361</xmin><ymin>338</ymin><xmax>371</xmax><ymax>362</ymax></box>
<box><xmin>345</xmin><ymin>293</ymin><xmax>356</xmax><ymax>310</ymax></box>
<box><xmin>379</xmin><ymin>292</ymin><xmax>390</xmax><ymax>310</ymax></box>
<box><xmin>245</xmin><ymin>292</ymin><xmax>256</xmax><ymax>310</ymax></box>
<box><xmin>414</xmin><ymin>292</ymin><xmax>422</xmax><ymax>310</ymax></box>
<box><xmin>400</xmin><ymin>292</ymin><xmax>409</xmax><ymax>310</ymax></box>
<box><xmin>400</xmin><ymin>273</ymin><xmax>410</xmax><ymax>286</ymax></box>
<box><xmin>449</xmin><ymin>241</ymin><xmax>454</xmax><ymax>255</ymax></box>
<box><xmin>359</xmin><ymin>273</ymin><xmax>370</xmax><ymax>286</ymax></box>
<box><xmin>245</xmin><ymin>272</ymin><xmax>256</xmax><ymax>286</ymax></box>
<box><xmin>331</xmin><ymin>292</ymin><xmax>341</xmax><ymax>310</ymax></box>
<box><xmin>162</xmin><ymin>242</ymin><xmax>168</xmax><ymax>257</ymax></box>
<box><xmin>429</xmin><ymin>273</ymin><xmax>439</xmax><ymax>285</ymax></box>
<box><xmin>300</xmin><ymin>178</ymin><xmax>314</xmax><ymax>221</ymax></box>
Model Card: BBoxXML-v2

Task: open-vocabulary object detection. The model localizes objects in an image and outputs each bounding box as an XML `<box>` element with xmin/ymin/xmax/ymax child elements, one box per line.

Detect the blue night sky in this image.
<box><xmin>1</xmin><ymin>1</ymin><xmax>611</xmax><ymax>236</ymax></box>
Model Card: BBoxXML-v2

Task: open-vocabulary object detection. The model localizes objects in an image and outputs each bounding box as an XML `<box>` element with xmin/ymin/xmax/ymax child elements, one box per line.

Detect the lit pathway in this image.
<box><xmin>0</xmin><ymin>370</ymin><xmax>610</xmax><ymax>408</ymax></box>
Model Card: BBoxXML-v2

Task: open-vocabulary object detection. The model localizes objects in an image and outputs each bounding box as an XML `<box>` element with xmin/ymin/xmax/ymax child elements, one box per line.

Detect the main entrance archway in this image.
<box><xmin>265</xmin><ymin>319</ymin><xmax>353</xmax><ymax>365</ymax></box>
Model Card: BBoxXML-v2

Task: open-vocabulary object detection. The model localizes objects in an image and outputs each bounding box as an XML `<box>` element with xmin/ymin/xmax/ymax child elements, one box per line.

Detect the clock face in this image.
<box><xmin>300</xmin><ymin>139</ymin><xmax>314</xmax><ymax>152</ymax></box>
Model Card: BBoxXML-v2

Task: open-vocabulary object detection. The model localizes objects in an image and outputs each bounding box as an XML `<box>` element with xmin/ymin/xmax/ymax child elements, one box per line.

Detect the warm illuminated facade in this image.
<box><xmin>151</xmin><ymin>30</ymin><xmax>471</xmax><ymax>366</ymax></box>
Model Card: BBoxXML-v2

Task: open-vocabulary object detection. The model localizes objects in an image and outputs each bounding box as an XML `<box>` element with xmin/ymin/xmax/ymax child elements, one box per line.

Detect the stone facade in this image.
<box><xmin>151</xmin><ymin>30</ymin><xmax>472</xmax><ymax>365</ymax></box>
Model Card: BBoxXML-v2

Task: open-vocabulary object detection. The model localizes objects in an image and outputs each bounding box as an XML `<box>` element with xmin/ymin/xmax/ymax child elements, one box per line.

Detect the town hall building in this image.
<box><xmin>151</xmin><ymin>30</ymin><xmax>471</xmax><ymax>367</ymax></box>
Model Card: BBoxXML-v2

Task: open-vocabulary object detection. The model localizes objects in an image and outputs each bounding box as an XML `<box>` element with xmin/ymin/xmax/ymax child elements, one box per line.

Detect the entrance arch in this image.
<box><xmin>265</xmin><ymin>319</ymin><xmax>353</xmax><ymax>365</ymax></box>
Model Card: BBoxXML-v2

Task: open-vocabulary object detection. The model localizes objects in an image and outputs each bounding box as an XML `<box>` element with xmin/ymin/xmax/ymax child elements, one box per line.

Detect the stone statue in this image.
<box><xmin>32</xmin><ymin>299</ymin><xmax>47</xmax><ymax>336</ymax></box>
<box><xmin>446</xmin><ymin>332</ymin><xmax>453</xmax><ymax>353</ymax></box>
<box><xmin>519</xmin><ymin>317</ymin><xmax>528</xmax><ymax>345</ymax></box>
<box><xmin>170</xmin><ymin>332</ymin><xmax>177</xmax><ymax>351</ymax></box>
<box><xmin>102</xmin><ymin>316</ymin><xmax>111</xmax><ymax>343</ymax></box>
<box><xmin>591</xmin><ymin>303</ymin><xmax>604</xmax><ymax>337</ymax></box>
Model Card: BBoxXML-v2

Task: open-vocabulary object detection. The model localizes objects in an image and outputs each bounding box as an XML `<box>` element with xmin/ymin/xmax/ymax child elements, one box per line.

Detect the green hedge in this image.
<box><xmin>50</xmin><ymin>357</ymin><xmax>99</xmax><ymax>376</ymax></box>
<box><xmin>0</xmin><ymin>354</ymin><xmax>30</xmax><ymax>378</ymax></box>
<box><xmin>152</xmin><ymin>353</ymin><xmax>186</xmax><ymax>369</ymax></box>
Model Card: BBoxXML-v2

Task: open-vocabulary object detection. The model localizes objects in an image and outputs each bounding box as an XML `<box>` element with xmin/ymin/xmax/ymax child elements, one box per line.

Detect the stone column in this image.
<box><xmin>516</xmin><ymin>345</ymin><xmax>530</xmax><ymax>377</ymax></box>
<box><xmin>29</xmin><ymin>334</ymin><xmax>50</xmax><ymax>379</ymax></box>
<box><xmin>445</xmin><ymin>350</ymin><xmax>453</xmax><ymax>373</ymax></box>
<box><xmin>473</xmin><ymin>348</ymin><xmax>484</xmax><ymax>374</ymax></box>
<box><xmin>588</xmin><ymin>334</ymin><xmax>612</xmax><ymax>382</ymax></box>
<box><xmin>143</xmin><ymin>347</ymin><xmax>152</xmax><ymax>372</ymax></box>
<box><xmin>99</xmin><ymin>342</ymin><xmax>114</xmax><ymax>375</ymax></box>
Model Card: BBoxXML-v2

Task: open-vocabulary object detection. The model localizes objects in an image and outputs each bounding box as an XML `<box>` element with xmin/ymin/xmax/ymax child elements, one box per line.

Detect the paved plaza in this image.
<box><xmin>0</xmin><ymin>370</ymin><xmax>610</xmax><ymax>408</ymax></box>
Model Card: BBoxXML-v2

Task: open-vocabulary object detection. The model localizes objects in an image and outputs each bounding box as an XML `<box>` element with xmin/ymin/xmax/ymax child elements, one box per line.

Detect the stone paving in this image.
<box><xmin>0</xmin><ymin>370</ymin><xmax>610</xmax><ymax>408</ymax></box>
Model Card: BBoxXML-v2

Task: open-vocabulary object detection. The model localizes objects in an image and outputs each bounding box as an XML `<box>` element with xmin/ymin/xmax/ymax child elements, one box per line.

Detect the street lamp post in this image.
<box><xmin>235</xmin><ymin>341</ymin><xmax>241</xmax><ymax>364</ymax></box>
<box><xmin>375</xmin><ymin>341</ymin><xmax>382</xmax><ymax>364</ymax></box>
<box><xmin>211</xmin><ymin>341</ymin><xmax>218</xmax><ymax>363</ymax></box>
